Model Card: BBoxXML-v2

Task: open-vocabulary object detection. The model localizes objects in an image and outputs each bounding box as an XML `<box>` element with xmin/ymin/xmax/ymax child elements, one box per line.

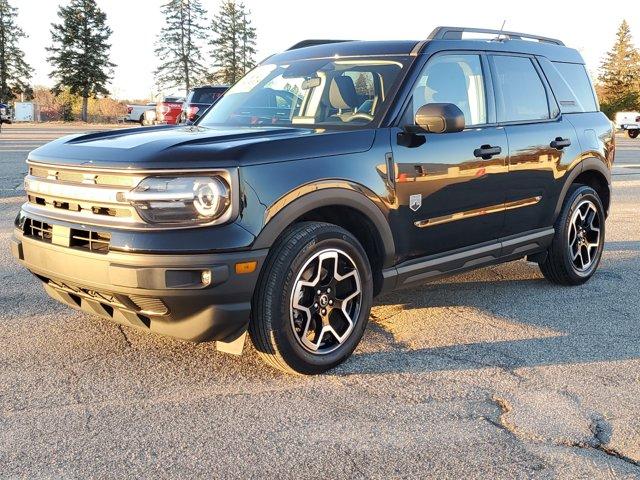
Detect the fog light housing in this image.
<box><xmin>201</xmin><ymin>270</ymin><xmax>212</xmax><ymax>286</ymax></box>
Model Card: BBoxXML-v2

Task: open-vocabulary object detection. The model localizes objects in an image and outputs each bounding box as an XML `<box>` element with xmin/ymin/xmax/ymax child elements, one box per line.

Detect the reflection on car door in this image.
<box><xmin>390</xmin><ymin>53</ymin><xmax>509</xmax><ymax>261</ymax></box>
<box><xmin>489</xmin><ymin>54</ymin><xmax>582</xmax><ymax>237</ymax></box>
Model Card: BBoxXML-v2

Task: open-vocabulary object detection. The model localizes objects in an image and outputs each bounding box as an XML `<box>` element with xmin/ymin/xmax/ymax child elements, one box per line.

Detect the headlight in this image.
<box><xmin>122</xmin><ymin>175</ymin><xmax>231</xmax><ymax>225</ymax></box>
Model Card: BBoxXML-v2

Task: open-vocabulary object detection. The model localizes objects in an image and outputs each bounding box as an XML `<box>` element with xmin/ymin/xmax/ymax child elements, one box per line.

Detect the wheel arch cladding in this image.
<box><xmin>252</xmin><ymin>187</ymin><xmax>396</xmax><ymax>295</ymax></box>
<box><xmin>555</xmin><ymin>157</ymin><xmax>611</xmax><ymax>220</ymax></box>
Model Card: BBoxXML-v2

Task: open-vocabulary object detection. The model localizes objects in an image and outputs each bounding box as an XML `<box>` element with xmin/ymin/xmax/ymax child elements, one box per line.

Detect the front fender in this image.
<box><xmin>251</xmin><ymin>182</ymin><xmax>396</xmax><ymax>268</ymax></box>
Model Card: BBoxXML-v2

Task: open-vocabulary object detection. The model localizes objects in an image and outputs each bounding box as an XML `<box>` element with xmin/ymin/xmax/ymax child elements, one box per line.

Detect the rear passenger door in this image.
<box><xmin>489</xmin><ymin>54</ymin><xmax>581</xmax><ymax>237</ymax></box>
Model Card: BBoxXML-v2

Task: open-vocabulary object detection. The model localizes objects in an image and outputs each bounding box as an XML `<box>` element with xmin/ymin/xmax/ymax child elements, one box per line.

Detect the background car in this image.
<box><xmin>156</xmin><ymin>96</ymin><xmax>184</xmax><ymax>125</ymax></box>
<box><xmin>125</xmin><ymin>103</ymin><xmax>156</xmax><ymax>125</ymax></box>
<box><xmin>180</xmin><ymin>85</ymin><xmax>228</xmax><ymax>124</ymax></box>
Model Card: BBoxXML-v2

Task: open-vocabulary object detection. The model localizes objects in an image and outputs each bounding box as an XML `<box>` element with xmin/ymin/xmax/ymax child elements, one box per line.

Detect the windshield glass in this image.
<box><xmin>198</xmin><ymin>57</ymin><xmax>407</xmax><ymax>128</ymax></box>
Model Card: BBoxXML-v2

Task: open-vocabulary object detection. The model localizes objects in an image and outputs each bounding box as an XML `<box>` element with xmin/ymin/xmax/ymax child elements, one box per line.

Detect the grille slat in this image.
<box><xmin>23</xmin><ymin>218</ymin><xmax>111</xmax><ymax>254</ymax></box>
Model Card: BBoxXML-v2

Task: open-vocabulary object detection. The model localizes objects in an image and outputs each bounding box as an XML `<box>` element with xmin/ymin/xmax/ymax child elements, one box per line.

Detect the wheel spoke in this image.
<box><xmin>568</xmin><ymin>199</ymin><xmax>602</xmax><ymax>272</ymax></box>
<box><xmin>289</xmin><ymin>248</ymin><xmax>363</xmax><ymax>355</ymax></box>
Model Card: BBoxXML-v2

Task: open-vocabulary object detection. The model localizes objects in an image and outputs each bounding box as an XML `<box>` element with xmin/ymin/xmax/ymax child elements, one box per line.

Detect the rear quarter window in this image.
<box><xmin>539</xmin><ymin>59</ymin><xmax>598</xmax><ymax>113</ymax></box>
<box><xmin>552</xmin><ymin>62</ymin><xmax>598</xmax><ymax>112</ymax></box>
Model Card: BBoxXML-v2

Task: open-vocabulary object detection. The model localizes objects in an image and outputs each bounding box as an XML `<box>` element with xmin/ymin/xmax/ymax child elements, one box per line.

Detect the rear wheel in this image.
<box><xmin>538</xmin><ymin>185</ymin><xmax>605</xmax><ymax>285</ymax></box>
<box><xmin>249</xmin><ymin>222</ymin><xmax>372</xmax><ymax>375</ymax></box>
<box><xmin>628</xmin><ymin>129</ymin><xmax>639</xmax><ymax>139</ymax></box>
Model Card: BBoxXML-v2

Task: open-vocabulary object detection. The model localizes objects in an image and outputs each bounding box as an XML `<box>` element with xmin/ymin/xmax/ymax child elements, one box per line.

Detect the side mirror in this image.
<box><xmin>413</xmin><ymin>103</ymin><xmax>465</xmax><ymax>134</ymax></box>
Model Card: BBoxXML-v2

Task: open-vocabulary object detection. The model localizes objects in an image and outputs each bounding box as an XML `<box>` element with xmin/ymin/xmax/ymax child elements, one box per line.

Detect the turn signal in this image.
<box><xmin>235</xmin><ymin>261</ymin><xmax>257</xmax><ymax>274</ymax></box>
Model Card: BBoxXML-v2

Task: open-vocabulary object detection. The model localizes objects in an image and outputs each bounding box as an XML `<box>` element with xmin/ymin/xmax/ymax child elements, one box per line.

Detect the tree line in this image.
<box><xmin>1</xmin><ymin>0</ymin><xmax>640</xmax><ymax>122</ymax></box>
<box><xmin>0</xmin><ymin>0</ymin><xmax>256</xmax><ymax>121</ymax></box>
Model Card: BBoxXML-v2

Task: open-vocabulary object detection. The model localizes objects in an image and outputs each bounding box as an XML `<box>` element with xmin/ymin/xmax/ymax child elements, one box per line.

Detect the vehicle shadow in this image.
<box><xmin>336</xmin><ymin>241</ymin><xmax>640</xmax><ymax>376</ymax></box>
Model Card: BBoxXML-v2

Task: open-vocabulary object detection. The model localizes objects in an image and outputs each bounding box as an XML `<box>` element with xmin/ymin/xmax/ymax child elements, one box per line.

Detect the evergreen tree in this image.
<box><xmin>0</xmin><ymin>0</ymin><xmax>32</xmax><ymax>102</ymax></box>
<box><xmin>598</xmin><ymin>20</ymin><xmax>640</xmax><ymax>113</ymax></box>
<box><xmin>47</xmin><ymin>0</ymin><xmax>114</xmax><ymax>122</ymax></box>
<box><xmin>154</xmin><ymin>0</ymin><xmax>208</xmax><ymax>94</ymax></box>
<box><xmin>209</xmin><ymin>0</ymin><xmax>257</xmax><ymax>85</ymax></box>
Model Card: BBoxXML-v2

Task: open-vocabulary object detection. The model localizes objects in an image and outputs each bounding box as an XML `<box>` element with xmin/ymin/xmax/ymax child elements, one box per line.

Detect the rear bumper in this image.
<box><xmin>12</xmin><ymin>230</ymin><xmax>267</xmax><ymax>343</ymax></box>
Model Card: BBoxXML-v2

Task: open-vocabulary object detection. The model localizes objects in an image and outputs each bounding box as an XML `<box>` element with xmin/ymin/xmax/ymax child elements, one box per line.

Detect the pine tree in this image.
<box><xmin>154</xmin><ymin>0</ymin><xmax>208</xmax><ymax>94</ymax></box>
<box><xmin>0</xmin><ymin>0</ymin><xmax>32</xmax><ymax>102</ymax></box>
<box><xmin>47</xmin><ymin>0</ymin><xmax>115</xmax><ymax>122</ymax></box>
<box><xmin>209</xmin><ymin>0</ymin><xmax>257</xmax><ymax>85</ymax></box>
<box><xmin>598</xmin><ymin>20</ymin><xmax>640</xmax><ymax>113</ymax></box>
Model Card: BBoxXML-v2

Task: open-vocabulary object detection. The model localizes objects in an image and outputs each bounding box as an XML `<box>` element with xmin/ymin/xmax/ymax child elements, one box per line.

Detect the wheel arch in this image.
<box><xmin>554</xmin><ymin>157</ymin><xmax>611</xmax><ymax>220</ymax></box>
<box><xmin>252</xmin><ymin>184</ymin><xmax>396</xmax><ymax>294</ymax></box>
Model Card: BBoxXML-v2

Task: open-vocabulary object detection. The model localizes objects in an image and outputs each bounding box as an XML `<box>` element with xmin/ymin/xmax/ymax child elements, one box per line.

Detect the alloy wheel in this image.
<box><xmin>568</xmin><ymin>199</ymin><xmax>601</xmax><ymax>272</ymax></box>
<box><xmin>289</xmin><ymin>248</ymin><xmax>362</xmax><ymax>355</ymax></box>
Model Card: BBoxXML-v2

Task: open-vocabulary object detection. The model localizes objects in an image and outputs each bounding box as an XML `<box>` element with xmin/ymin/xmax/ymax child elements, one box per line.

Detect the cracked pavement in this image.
<box><xmin>0</xmin><ymin>124</ymin><xmax>639</xmax><ymax>478</ymax></box>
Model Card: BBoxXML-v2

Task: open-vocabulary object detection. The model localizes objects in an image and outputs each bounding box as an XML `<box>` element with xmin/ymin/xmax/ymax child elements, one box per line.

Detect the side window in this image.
<box><xmin>411</xmin><ymin>54</ymin><xmax>487</xmax><ymax>126</ymax></box>
<box><xmin>492</xmin><ymin>56</ymin><xmax>550</xmax><ymax>122</ymax></box>
<box><xmin>552</xmin><ymin>62</ymin><xmax>598</xmax><ymax>112</ymax></box>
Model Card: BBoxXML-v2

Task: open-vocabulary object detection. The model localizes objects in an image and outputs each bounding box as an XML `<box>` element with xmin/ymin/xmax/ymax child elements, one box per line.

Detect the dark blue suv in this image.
<box><xmin>13</xmin><ymin>27</ymin><xmax>614</xmax><ymax>374</ymax></box>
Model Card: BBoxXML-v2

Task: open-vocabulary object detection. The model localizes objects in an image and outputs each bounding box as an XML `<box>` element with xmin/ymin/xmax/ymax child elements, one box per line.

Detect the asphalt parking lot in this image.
<box><xmin>0</xmin><ymin>124</ymin><xmax>639</xmax><ymax>479</ymax></box>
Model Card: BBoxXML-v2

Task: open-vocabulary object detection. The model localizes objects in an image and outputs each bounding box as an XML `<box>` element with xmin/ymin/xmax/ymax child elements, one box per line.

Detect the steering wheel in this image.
<box><xmin>344</xmin><ymin>112</ymin><xmax>374</xmax><ymax>123</ymax></box>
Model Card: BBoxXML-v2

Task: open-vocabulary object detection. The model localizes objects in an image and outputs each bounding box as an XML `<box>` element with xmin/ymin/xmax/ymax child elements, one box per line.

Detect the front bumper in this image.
<box><xmin>12</xmin><ymin>229</ymin><xmax>267</xmax><ymax>343</ymax></box>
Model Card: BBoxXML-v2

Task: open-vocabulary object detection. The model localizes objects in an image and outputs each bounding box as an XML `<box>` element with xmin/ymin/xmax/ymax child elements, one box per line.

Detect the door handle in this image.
<box><xmin>474</xmin><ymin>144</ymin><xmax>502</xmax><ymax>160</ymax></box>
<box><xmin>550</xmin><ymin>137</ymin><xmax>571</xmax><ymax>150</ymax></box>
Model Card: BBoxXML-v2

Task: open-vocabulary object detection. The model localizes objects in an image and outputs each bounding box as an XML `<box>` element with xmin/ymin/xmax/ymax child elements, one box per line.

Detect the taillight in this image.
<box><xmin>187</xmin><ymin>106</ymin><xmax>199</xmax><ymax>119</ymax></box>
<box><xmin>127</xmin><ymin>106</ymin><xmax>133</xmax><ymax>114</ymax></box>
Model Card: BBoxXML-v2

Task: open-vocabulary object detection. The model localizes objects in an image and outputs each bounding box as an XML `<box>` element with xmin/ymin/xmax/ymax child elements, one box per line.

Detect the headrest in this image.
<box><xmin>329</xmin><ymin>76</ymin><xmax>359</xmax><ymax>109</ymax></box>
<box><xmin>426</xmin><ymin>63</ymin><xmax>468</xmax><ymax>102</ymax></box>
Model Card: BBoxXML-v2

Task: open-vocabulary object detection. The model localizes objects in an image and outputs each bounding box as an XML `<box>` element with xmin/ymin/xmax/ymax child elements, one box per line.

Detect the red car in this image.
<box><xmin>156</xmin><ymin>96</ymin><xmax>184</xmax><ymax>125</ymax></box>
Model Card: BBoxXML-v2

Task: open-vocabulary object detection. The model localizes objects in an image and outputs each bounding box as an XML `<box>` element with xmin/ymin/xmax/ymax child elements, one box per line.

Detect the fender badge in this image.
<box><xmin>409</xmin><ymin>194</ymin><xmax>422</xmax><ymax>212</ymax></box>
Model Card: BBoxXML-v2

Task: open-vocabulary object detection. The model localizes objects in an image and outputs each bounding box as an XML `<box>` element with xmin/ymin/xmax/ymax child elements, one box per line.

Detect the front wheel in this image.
<box><xmin>250</xmin><ymin>222</ymin><xmax>373</xmax><ymax>375</ymax></box>
<box><xmin>538</xmin><ymin>185</ymin><xmax>605</xmax><ymax>285</ymax></box>
<box><xmin>628</xmin><ymin>129</ymin><xmax>639</xmax><ymax>139</ymax></box>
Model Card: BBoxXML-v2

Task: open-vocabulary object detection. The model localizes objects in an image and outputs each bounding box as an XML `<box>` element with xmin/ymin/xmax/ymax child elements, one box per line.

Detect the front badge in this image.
<box><xmin>409</xmin><ymin>194</ymin><xmax>422</xmax><ymax>212</ymax></box>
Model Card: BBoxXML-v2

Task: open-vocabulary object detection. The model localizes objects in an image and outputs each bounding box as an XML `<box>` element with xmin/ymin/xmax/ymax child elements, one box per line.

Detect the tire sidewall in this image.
<box><xmin>556</xmin><ymin>186</ymin><xmax>605</xmax><ymax>282</ymax></box>
<box><xmin>270</xmin><ymin>226</ymin><xmax>373</xmax><ymax>374</ymax></box>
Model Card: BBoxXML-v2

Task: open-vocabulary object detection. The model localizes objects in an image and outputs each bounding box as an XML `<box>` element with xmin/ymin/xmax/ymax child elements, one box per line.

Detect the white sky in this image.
<box><xmin>15</xmin><ymin>0</ymin><xmax>640</xmax><ymax>100</ymax></box>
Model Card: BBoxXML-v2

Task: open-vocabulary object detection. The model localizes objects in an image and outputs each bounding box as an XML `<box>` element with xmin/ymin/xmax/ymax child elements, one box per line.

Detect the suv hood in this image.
<box><xmin>27</xmin><ymin>125</ymin><xmax>376</xmax><ymax>170</ymax></box>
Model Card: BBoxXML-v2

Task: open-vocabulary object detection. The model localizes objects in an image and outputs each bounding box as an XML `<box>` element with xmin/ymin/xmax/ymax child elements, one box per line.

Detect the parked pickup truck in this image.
<box><xmin>126</xmin><ymin>103</ymin><xmax>156</xmax><ymax>125</ymax></box>
<box><xmin>615</xmin><ymin>111</ymin><xmax>640</xmax><ymax>138</ymax></box>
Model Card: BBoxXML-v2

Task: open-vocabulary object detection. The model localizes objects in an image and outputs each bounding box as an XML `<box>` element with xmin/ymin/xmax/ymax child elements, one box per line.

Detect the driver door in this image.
<box><xmin>390</xmin><ymin>53</ymin><xmax>509</xmax><ymax>260</ymax></box>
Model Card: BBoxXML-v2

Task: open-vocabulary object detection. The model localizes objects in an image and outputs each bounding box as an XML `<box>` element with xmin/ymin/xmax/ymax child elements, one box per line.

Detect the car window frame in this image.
<box><xmin>487</xmin><ymin>52</ymin><xmax>561</xmax><ymax>126</ymax></box>
<box><xmin>393</xmin><ymin>50</ymin><xmax>497</xmax><ymax>130</ymax></box>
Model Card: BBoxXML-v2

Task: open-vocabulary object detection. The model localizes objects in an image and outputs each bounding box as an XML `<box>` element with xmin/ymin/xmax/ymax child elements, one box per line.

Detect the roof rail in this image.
<box><xmin>427</xmin><ymin>26</ymin><xmax>565</xmax><ymax>46</ymax></box>
<box><xmin>287</xmin><ymin>39</ymin><xmax>353</xmax><ymax>51</ymax></box>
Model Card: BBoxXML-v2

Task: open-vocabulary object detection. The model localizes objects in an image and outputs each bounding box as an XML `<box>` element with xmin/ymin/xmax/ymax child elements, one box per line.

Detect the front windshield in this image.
<box><xmin>198</xmin><ymin>57</ymin><xmax>407</xmax><ymax>128</ymax></box>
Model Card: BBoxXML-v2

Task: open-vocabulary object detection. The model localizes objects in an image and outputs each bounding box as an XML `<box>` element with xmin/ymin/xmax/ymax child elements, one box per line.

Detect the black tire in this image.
<box><xmin>628</xmin><ymin>129</ymin><xmax>639</xmax><ymax>139</ymax></box>
<box><xmin>249</xmin><ymin>222</ymin><xmax>373</xmax><ymax>375</ymax></box>
<box><xmin>538</xmin><ymin>185</ymin><xmax>605</xmax><ymax>286</ymax></box>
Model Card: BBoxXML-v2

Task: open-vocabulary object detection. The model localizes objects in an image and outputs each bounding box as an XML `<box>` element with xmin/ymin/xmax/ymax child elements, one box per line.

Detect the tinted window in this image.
<box><xmin>553</xmin><ymin>62</ymin><xmax>598</xmax><ymax>112</ymax></box>
<box><xmin>492</xmin><ymin>56</ymin><xmax>549</xmax><ymax>122</ymax></box>
<box><xmin>191</xmin><ymin>88</ymin><xmax>226</xmax><ymax>104</ymax></box>
<box><xmin>412</xmin><ymin>54</ymin><xmax>487</xmax><ymax>126</ymax></box>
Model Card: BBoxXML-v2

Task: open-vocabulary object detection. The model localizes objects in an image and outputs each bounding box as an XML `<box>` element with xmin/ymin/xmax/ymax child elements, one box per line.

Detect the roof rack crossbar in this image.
<box><xmin>287</xmin><ymin>39</ymin><xmax>354</xmax><ymax>51</ymax></box>
<box><xmin>427</xmin><ymin>26</ymin><xmax>564</xmax><ymax>46</ymax></box>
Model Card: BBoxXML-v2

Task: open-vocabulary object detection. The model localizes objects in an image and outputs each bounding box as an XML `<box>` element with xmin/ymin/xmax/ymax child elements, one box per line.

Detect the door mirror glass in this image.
<box><xmin>414</xmin><ymin>103</ymin><xmax>465</xmax><ymax>133</ymax></box>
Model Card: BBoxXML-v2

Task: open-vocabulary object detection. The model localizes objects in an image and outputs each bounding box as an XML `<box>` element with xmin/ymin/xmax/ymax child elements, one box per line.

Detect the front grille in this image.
<box><xmin>24</xmin><ymin>163</ymin><xmax>144</xmax><ymax>227</ymax></box>
<box><xmin>29</xmin><ymin>166</ymin><xmax>139</xmax><ymax>188</ymax></box>
<box><xmin>70</xmin><ymin>229</ymin><xmax>111</xmax><ymax>254</ymax></box>
<box><xmin>23</xmin><ymin>218</ymin><xmax>111</xmax><ymax>254</ymax></box>
<box><xmin>25</xmin><ymin>219</ymin><xmax>53</xmax><ymax>242</ymax></box>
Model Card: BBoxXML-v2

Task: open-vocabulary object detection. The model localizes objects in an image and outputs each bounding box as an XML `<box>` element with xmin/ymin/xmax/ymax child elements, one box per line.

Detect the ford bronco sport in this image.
<box><xmin>13</xmin><ymin>27</ymin><xmax>614</xmax><ymax>374</ymax></box>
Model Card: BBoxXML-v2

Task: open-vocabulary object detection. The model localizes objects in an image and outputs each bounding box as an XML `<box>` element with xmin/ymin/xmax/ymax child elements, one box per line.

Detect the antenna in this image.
<box><xmin>496</xmin><ymin>20</ymin><xmax>506</xmax><ymax>41</ymax></box>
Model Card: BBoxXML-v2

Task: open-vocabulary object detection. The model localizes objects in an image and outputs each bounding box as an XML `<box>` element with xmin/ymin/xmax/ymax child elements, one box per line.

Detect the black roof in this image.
<box><xmin>270</xmin><ymin>27</ymin><xmax>583</xmax><ymax>65</ymax></box>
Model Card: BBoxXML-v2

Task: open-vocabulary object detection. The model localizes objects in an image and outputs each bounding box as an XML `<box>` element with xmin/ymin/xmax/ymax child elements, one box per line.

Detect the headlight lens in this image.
<box><xmin>123</xmin><ymin>176</ymin><xmax>231</xmax><ymax>225</ymax></box>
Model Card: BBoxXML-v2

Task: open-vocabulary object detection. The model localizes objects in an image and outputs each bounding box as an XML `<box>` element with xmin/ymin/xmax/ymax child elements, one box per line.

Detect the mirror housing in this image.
<box><xmin>413</xmin><ymin>103</ymin><xmax>465</xmax><ymax>134</ymax></box>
